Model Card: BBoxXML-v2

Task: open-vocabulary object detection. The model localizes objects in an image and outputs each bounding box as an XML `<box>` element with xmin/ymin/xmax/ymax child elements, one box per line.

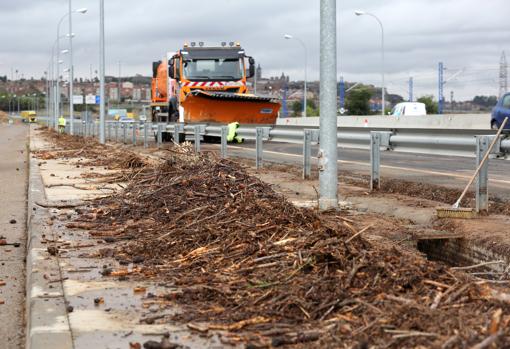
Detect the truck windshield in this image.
<box><xmin>183</xmin><ymin>58</ymin><xmax>243</xmax><ymax>81</ymax></box>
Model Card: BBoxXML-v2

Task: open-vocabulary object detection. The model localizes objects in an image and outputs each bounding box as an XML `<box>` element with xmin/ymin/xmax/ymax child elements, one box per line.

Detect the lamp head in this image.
<box><xmin>75</xmin><ymin>8</ymin><xmax>88</xmax><ymax>14</ymax></box>
<box><xmin>284</xmin><ymin>34</ymin><xmax>293</xmax><ymax>40</ymax></box>
<box><xmin>354</xmin><ymin>10</ymin><xmax>365</xmax><ymax>16</ymax></box>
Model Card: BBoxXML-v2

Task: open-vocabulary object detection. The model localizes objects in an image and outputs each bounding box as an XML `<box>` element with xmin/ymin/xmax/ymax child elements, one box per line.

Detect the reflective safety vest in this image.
<box><xmin>227</xmin><ymin>122</ymin><xmax>243</xmax><ymax>143</ymax></box>
<box><xmin>58</xmin><ymin>117</ymin><xmax>66</xmax><ymax>127</ymax></box>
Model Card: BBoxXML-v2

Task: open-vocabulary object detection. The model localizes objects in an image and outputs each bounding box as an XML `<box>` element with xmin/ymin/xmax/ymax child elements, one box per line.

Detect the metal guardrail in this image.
<box><xmin>63</xmin><ymin>120</ymin><xmax>509</xmax><ymax>214</ymax></box>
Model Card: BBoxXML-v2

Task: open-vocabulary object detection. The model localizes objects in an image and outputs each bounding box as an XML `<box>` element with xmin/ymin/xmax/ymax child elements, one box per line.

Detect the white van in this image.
<box><xmin>390</xmin><ymin>102</ymin><xmax>427</xmax><ymax>116</ymax></box>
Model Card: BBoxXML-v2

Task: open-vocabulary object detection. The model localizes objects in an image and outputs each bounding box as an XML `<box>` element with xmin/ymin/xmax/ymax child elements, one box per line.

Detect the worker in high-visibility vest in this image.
<box><xmin>227</xmin><ymin>122</ymin><xmax>243</xmax><ymax>143</ymax></box>
<box><xmin>58</xmin><ymin>116</ymin><xmax>66</xmax><ymax>134</ymax></box>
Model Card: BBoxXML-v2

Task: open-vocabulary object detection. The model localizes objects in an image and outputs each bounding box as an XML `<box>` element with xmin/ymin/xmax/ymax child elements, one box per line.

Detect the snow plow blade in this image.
<box><xmin>181</xmin><ymin>90</ymin><xmax>280</xmax><ymax>124</ymax></box>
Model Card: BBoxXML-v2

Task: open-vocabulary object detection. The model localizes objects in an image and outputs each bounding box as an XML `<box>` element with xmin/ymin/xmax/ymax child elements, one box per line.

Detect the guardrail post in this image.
<box><xmin>194</xmin><ymin>126</ymin><xmax>201</xmax><ymax>152</ymax></box>
<box><xmin>256</xmin><ymin>127</ymin><xmax>263</xmax><ymax>169</ymax></box>
<box><xmin>122</xmin><ymin>124</ymin><xmax>127</xmax><ymax>144</ymax></box>
<box><xmin>220</xmin><ymin>126</ymin><xmax>228</xmax><ymax>158</ymax></box>
<box><xmin>475</xmin><ymin>135</ymin><xmax>491</xmax><ymax>213</ymax></box>
<box><xmin>173</xmin><ymin>124</ymin><xmax>181</xmax><ymax>144</ymax></box>
<box><xmin>370</xmin><ymin>132</ymin><xmax>381</xmax><ymax>191</ymax></box>
<box><xmin>157</xmin><ymin>123</ymin><xmax>163</xmax><ymax>148</ymax></box>
<box><xmin>132</xmin><ymin>123</ymin><xmax>137</xmax><ymax>145</ymax></box>
<box><xmin>303</xmin><ymin>130</ymin><xmax>311</xmax><ymax>179</ymax></box>
<box><xmin>107</xmin><ymin>122</ymin><xmax>111</xmax><ymax>141</ymax></box>
<box><xmin>369</xmin><ymin>131</ymin><xmax>393</xmax><ymax>191</ymax></box>
<box><xmin>143</xmin><ymin>123</ymin><xmax>148</xmax><ymax>148</ymax></box>
<box><xmin>115</xmin><ymin>123</ymin><xmax>119</xmax><ymax>142</ymax></box>
<box><xmin>302</xmin><ymin>129</ymin><xmax>319</xmax><ymax>179</ymax></box>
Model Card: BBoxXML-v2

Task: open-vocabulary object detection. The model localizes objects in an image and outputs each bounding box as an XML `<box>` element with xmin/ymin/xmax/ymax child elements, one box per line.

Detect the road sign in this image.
<box><xmin>95</xmin><ymin>95</ymin><xmax>100</xmax><ymax>104</ymax></box>
<box><xmin>73</xmin><ymin>95</ymin><xmax>84</xmax><ymax>105</ymax></box>
<box><xmin>108</xmin><ymin>109</ymin><xmax>127</xmax><ymax>118</ymax></box>
<box><xmin>85</xmin><ymin>95</ymin><xmax>97</xmax><ymax>105</ymax></box>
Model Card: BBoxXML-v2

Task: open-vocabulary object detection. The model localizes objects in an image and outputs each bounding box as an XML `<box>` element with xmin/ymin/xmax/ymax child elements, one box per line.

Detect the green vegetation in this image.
<box><xmin>290</xmin><ymin>99</ymin><xmax>319</xmax><ymax>117</ymax></box>
<box><xmin>417</xmin><ymin>95</ymin><xmax>438</xmax><ymax>114</ymax></box>
<box><xmin>472</xmin><ymin>95</ymin><xmax>498</xmax><ymax>108</ymax></box>
<box><xmin>0</xmin><ymin>93</ymin><xmax>45</xmax><ymax>113</ymax></box>
<box><xmin>345</xmin><ymin>88</ymin><xmax>371</xmax><ymax>115</ymax></box>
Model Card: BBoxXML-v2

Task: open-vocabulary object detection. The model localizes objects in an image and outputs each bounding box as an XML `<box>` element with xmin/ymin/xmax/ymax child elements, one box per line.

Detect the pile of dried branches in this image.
<box><xmin>70</xmin><ymin>143</ymin><xmax>510</xmax><ymax>348</ymax></box>
<box><xmin>0</xmin><ymin>111</ymin><xmax>9</xmax><ymax>123</ymax></box>
<box><xmin>35</xmin><ymin>128</ymin><xmax>148</xmax><ymax>170</ymax></box>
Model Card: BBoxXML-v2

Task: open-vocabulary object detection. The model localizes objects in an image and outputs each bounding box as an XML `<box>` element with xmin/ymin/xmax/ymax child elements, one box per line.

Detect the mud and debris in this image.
<box><xmin>247</xmin><ymin>160</ymin><xmax>510</xmax><ymax>216</ymax></box>
<box><xmin>35</xmin><ymin>130</ymin><xmax>510</xmax><ymax>348</ymax></box>
<box><xmin>0</xmin><ymin>111</ymin><xmax>9</xmax><ymax>123</ymax></box>
<box><xmin>35</xmin><ymin>130</ymin><xmax>151</xmax><ymax>171</ymax></box>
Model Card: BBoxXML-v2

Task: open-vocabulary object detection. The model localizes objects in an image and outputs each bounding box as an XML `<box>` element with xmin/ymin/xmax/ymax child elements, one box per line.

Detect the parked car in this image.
<box><xmin>390</xmin><ymin>102</ymin><xmax>427</xmax><ymax>117</ymax></box>
<box><xmin>491</xmin><ymin>93</ymin><xmax>510</xmax><ymax>129</ymax></box>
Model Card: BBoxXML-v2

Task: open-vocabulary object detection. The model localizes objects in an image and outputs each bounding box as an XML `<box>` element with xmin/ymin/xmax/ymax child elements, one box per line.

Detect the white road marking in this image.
<box><xmin>222</xmin><ymin>145</ymin><xmax>510</xmax><ymax>185</ymax></box>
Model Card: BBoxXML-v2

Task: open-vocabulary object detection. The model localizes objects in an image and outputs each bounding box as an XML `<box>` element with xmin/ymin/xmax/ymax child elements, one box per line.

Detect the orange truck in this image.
<box><xmin>151</xmin><ymin>42</ymin><xmax>280</xmax><ymax>126</ymax></box>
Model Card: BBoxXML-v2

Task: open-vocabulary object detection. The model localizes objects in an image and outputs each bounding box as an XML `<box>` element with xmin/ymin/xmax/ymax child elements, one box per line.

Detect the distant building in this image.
<box><xmin>256</xmin><ymin>64</ymin><xmax>262</xmax><ymax>80</ymax></box>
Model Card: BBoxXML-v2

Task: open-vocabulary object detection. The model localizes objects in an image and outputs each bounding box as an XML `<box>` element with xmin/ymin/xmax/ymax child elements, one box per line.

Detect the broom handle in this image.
<box><xmin>454</xmin><ymin>117</ymin><xmax>508</xmax><ymax>207</ymax></box>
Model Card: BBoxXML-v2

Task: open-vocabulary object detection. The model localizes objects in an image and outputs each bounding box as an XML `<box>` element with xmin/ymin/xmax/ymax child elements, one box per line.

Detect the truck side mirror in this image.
<box><xmin>247</xmin><ymin>57</ymin><xmax>256</xmax><ymax>79</ymax></box>
<box><xmin>152</xmin><ymin>61</ymin><xmax>161</xmax><ymax>78</ymax></box>
<box><xmin>168</xmin><ymin>59</ymin><xmax>175</xmax><ymax>79</ymax></box>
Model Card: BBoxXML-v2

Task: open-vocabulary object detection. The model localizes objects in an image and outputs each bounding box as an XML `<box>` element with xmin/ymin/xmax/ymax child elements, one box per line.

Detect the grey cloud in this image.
<box><xmin>0</xmin><ymin>0</ymin><xmax>508</xmax><ymax>99</ymax></box>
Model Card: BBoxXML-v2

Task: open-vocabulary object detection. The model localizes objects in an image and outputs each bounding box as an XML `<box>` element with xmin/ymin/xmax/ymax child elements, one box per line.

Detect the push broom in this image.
<box><xmin>436</xmin><ymin>117</ymin><xmax>508</xmax><ymax>219</ymax></box>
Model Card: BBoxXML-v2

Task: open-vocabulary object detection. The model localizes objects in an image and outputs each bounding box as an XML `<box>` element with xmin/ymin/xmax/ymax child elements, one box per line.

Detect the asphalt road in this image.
<box><xmin>0</xmin><ymin>123</ymin><xmax>28</xmax><ymax>348</ymax></box>
<box><xmin>219</xmin><ymin>141</ymin><xmax>510</xmax><ymax>200</ymax></box>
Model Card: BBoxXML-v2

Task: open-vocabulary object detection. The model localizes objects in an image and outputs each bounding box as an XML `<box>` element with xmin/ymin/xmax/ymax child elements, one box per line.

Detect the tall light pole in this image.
<box><xmin>284</xmin><ymin>34</ymin><xmax>307</xmax><ymax>118</ymax></box>
<box><xmin>355</xmin><ymin>10</ymin><xmax>385</xmax><ymax>116</ymax></box>
<box><xmin>50</xmin><ymin>37</ymin><xmax>63</xmax><ymax>129</ymax></box>
<box><xmin>118</xmin><ymin>60</ymin><xmax>122</xmax><ymax>105</ymax></box>
<box><xmin>55</xmin><ymin>7</ymin><xmax>87</xmax><ymax>131</ymax></box>
<box><xmin>319</xmin><ymin>0</ymin><xmax>338</xmax><ymax>209</ymax></box>
<box><xmin>99</xmin><ymin>0</ymin><xmax>106</xmax><ymax>144</ymax></box>
<box><xmin>69</xmin><ymin>5</ymin><xmax>87</xmax><ymax>134</ymax></box>
<box><xmin>44</xmin><ymin>71</ymin><xmax>49</xmax><ymax>125</ymax></box>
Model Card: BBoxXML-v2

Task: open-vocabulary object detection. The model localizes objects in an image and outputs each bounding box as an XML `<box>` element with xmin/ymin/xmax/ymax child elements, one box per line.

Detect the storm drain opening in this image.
<box><xmin>417</xmin><ymin>237</ymin><xmax>510</xmax><ymax>279</ymax></box>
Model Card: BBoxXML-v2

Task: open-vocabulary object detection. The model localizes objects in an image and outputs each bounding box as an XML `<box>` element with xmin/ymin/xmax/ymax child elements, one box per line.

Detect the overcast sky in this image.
<box><xmin>0</xmin><ymin>0</ymin><xmax>508</xmax><ymax>100</ymax></box>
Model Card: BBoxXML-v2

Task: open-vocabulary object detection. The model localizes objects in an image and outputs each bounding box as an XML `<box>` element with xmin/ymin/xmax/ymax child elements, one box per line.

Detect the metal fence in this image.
<box><xmin>65</xmin><ymin>120</ymin><xmax>510</xmax><ymax>213</ymax></box>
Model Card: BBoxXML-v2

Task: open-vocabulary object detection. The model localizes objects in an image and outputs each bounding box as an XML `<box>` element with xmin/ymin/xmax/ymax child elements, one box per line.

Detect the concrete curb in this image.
<box><xmin>25</xmin><ymin>133</ymin><xmax>74</xmax><ymax>349</ymax></box>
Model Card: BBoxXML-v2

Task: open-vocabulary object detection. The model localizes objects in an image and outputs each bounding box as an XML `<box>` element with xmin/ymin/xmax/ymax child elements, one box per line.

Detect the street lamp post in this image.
<box><xmin>355</xmin><ymin>10</ymin><xmax>385</xmax><ymax>116</ymax></box>
<box><xmin>50</xmin><ymin>39</ymin><xmax>61</xmax><ymax>128</ymax></box>
<box><xmin>284</xmin><ymin>34</ymin><xmax>308</xmax><ymax>118</ymax></box>
<box><xmin>55</xmin><ymin>7</ymin><xmax>87</xmax><ymax>132</ymax></box>
<box><xmin>68</xmin><ymin>4</ymin><xmax>88</xmax><ymax>134</ymax></box>
<box><xmin>319</xmin><ymin>0</ymin><xmax>338</xmax><ymax>210</ymax></box>
<box><xmin>69</xmin><ymin>0</ymin><xmax>74</xmax><ymax>134</ymax></box>
<box><xmin>99</xmin><ymin>0</ymin><xmax>106</xmax><ymax>144</ymax></box>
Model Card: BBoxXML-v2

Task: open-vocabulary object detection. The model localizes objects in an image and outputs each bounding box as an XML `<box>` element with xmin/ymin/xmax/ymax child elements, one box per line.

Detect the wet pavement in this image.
<box><xmin>0</xmin><ymin>123</ymin><xmax>29</xmax><ymax>348</ymax></box>
<box><xmin>29</xmin><ymin>128</ymin><xmax>237</xmax><ymax>349</ymax></box>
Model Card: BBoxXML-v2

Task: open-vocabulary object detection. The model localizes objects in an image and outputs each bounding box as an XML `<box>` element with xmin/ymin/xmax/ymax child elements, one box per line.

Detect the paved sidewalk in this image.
<box><xmin>0</xmin><ymin>123</ymin><xmax>29</xmax><ymax>349</ymax></box>
<box><xmin>27</xmin><ymin>128</ymin><xmax>232</xmax><ymax>349</ymax></box>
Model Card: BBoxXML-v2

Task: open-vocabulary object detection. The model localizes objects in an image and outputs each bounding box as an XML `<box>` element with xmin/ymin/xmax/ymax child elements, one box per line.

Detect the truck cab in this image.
<box><xmin>21</xmin><ymin>111</ymin><xmax>37</xmax><ymax>123</ymax></box>
<box><xmin>150</xmin><ymin>43</ymin><xmax>279</xmax><ymax>140</ymax></box>
<box><xmin>491</xmin><ymin>93</ymin><xmax>510</xmax><ymax>130</ymax></box>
